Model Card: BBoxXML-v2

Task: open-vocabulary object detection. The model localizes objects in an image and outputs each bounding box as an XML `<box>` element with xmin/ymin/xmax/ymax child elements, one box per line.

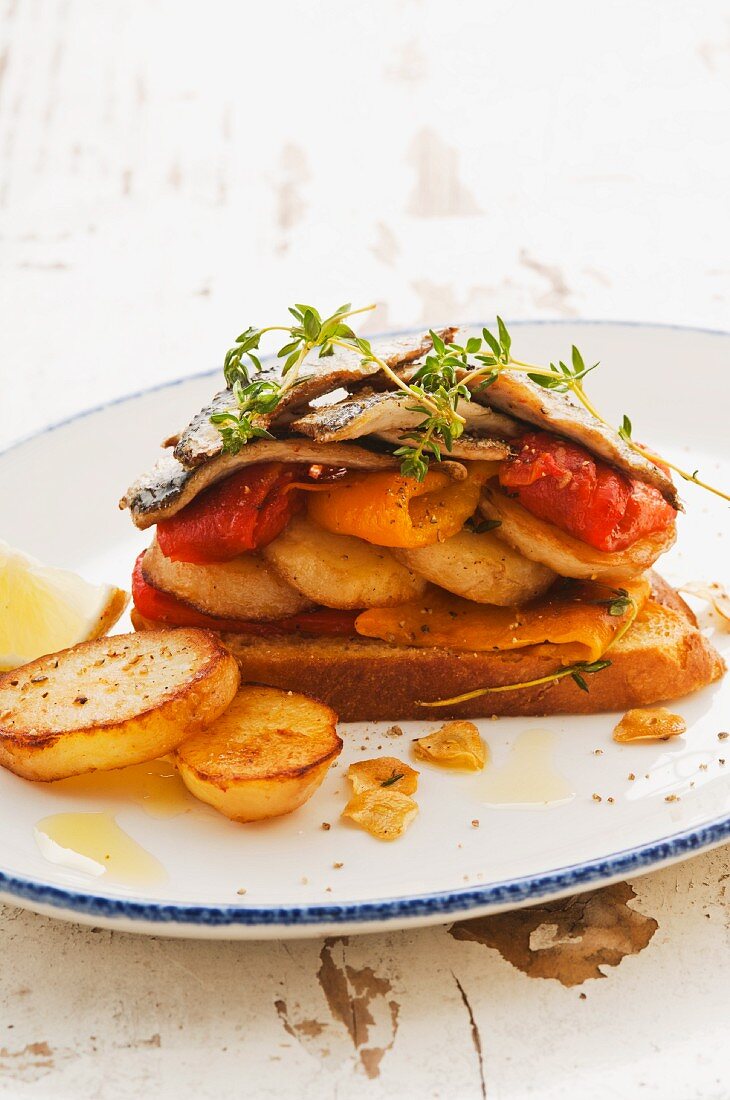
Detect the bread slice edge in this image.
<box><xmin>132</xmin><ymin>575</ymin><xmax>725</xmax><ymax>721</ymax></box>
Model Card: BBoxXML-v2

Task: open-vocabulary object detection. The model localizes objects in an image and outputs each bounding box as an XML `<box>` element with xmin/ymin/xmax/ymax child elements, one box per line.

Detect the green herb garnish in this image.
<box><xmin>418</xmin><ymin>588</ymin><xmax>640</xmax><ymax>708</ymax></box>
<box><xmin>618</xmin><ymin>414</ymin><xmax>633</xmax><ymax>443</ymax></box>
<box><xmin>211</xmin><ymin>304</ymin><xmax>730</xmax><ymax>499</ymax></box>
<box><xmin>467</xmin><ymin>518</ymin><xmax>502</xmax><ymax>534</ymax></box>
<box><xmin>593</xmin><ymin>586</ymin><xmax>633</xmax><ymax>617</ymax></box>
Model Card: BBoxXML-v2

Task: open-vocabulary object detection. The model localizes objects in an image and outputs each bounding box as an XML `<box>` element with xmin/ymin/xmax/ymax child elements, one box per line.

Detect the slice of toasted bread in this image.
<box><xmin>0</xmin><ymin>629</ymin><xmax>240</xmax><ymax>780</ymax></box>
<box><xmin>176</xmin><ymin>685</ymin><xmax>341</xmax><ymax>822</ymax></box>
<box><xmin>134</xmin><ymin>575</ymin><xmax>723</xmax><ymax>720</ymax></box>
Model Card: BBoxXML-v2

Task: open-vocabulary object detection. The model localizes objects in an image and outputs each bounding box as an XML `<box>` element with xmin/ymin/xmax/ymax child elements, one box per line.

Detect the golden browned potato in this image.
<box><xmin>142</xmin><ymin>539</ymin><xmax>312</xmax><ymax>621</ymax></box>
<box><xmin>480</xmin><ymin>483</ymin><xmax>676</xmax><ymax>582</ymax></box>
<box><xmin>0</xmin><ymin>630</ymin><xmax>240</xmax><ymax>781</ymax></box>
<box><xmin>395</xmin><ymin>527</ymin><xmax>555</xmax><ymax>605</ymax></box>
<box><xmin>262</xmin><ymin>515</ymin><xmax>426</xmax><ymax>609</ymax></box>
<box><xmin>175</xmin><ymin>685</ymin><xmax>342</xmax><ymax>822</ymax></box>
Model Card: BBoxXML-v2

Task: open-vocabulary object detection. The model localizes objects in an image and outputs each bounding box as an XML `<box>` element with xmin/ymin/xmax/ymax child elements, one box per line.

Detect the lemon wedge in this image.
<box><xmin>0</xmin><ymin>539</ymin><xmax>128</xmax><ymax>670</ymax></box>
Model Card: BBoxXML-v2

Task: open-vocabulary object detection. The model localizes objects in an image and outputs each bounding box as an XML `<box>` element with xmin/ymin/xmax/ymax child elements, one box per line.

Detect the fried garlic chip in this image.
<box><xmin>342</xmin><ymin>788</ymin><xmax>418</xmax><ymax>841</ymax></box>
<box><xmin>613</xmin><ymin>707</ymin><xmax>687</xmax><ymax>743</ymax></box>
<box><xmin>347</xmin><ymin>756</ymin><xmax>419</xmax><ymax>795</ymax></box>
<box><xmin>413</xmin><ymin>720</ymin><xmax>487</xmax><ymax>770</ymax></box>
<box><xmin>679</xmin><ymin>581</ymin><xmax>730</xmax><ymax>627</ymax></box>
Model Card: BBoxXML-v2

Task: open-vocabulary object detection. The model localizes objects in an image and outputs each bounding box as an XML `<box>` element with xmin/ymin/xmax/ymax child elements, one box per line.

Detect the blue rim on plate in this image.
<box><xmin>1</xmin><ymin>818</ymin><xmax>730</xmax><ymax>926</ymax></box>
<box><xmin>2</xmin><ymin>319</ymin><xmax>729</xmax><ymax>928</ymax></box>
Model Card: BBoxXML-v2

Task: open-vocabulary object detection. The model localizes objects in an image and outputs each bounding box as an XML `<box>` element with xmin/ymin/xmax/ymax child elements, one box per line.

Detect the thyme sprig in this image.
<box><xmin>613</xmin><ymin>413</ymin><xmax>726</xmax><ymax>501</ymax></box>
<box><xmin>417</xmin><ymin>585</ymin><xmax>640</xmax><ymax>707</ymax></box>
<box><xmin>466</xmin><ymin>319</ymin><xmax>730</xmax><ymax>503</ymax></box>
<box><xmin>211</xmin><ymin>303</ymin><xmax>469</xmax><ymax>477</ymax></box>
<box><xmin>210</xmin><ymin>303</ymin><xmax>730</xmax><ymax>499</ymax></box>
<box><xmin>211</xmin><ymin>303</ymin><xmax>373</xmax><ymax>455</ymax></box>
<box><xmin>389</xmin><ymin>330</ymin><xmax>472</xmax><ymax>480</ymax></box>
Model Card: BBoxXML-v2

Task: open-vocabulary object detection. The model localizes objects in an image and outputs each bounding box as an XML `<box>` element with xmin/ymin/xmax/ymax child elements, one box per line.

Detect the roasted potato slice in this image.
<box><xmin>480</xmin><ymin>482</ymin><xmax>676</xmax><ymax>582</ymax></box>
<box><xmin>395</xmin><ymin>527</ymin><xmax>555</xmax><ymax>606</ymax></box>
<box><xmin>0</xmin><ymin>630</ymin><xmax>240</xmax><ymax>781</ymax></box>
<box><xmin>142</xmin><ymin>539</ymin><xmax>312</xmax><ymax>621</ymax></box>
<box><xmin>175</xmin><ymin>685</ymin><xmax>341</xmax><ymax>822</ymax></box>
<box><xmin>262</xmin><ymin>515</ymin><xmax>425</xmax><ymax>609</ymax></box>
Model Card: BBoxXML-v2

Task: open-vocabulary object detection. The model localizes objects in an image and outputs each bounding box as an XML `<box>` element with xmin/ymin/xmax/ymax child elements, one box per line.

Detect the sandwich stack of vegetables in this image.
<box><xmin>120</xmin><ymin>303</ymin><xmax>724</xmax><ymax>720</ymax></box>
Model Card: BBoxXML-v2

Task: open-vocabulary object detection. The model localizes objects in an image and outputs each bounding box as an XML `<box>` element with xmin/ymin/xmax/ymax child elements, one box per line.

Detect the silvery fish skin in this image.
<box><xmin>120</xmin><ymin>440</ymin><xmax>402</xmax><ymax>530</ymax></box>
<box><xmin>376</xmin><ymin>430</ymin><xmax>511</xmax><ymax>462</ymax></box>
<box><xmin>468</xmin><ymin>370</ymin><xmax>680</xmax><ymax>509</ymax></box>
<box><xmin>291</xmin><ymin>390</ymin><xmax>519</xmax><ymax>444</ymax></box>
<box><xmin>173</xmin><ymin>328</ymin><xmax>456</xmax><ymax>470</ymax></box>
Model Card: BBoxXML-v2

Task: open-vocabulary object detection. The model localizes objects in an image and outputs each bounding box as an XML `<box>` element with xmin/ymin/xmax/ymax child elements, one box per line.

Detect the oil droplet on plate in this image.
<box><xmin>479</xmin><ymin>728</ymin><xmax>575</xmax><ymax>808</ymax></box>
<box><xmin>35</xmin><ymin>812</ymin><xmax>166</xmax><ymax>885</ymax></box>
<box><xmin>47</xmin><ymin>759</ymin><xmax>193</xmax><ymax>819</ymax></box>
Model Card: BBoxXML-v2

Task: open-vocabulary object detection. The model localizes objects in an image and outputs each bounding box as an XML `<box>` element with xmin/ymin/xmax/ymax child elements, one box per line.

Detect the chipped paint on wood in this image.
<box><xmin>0</xmin><ymin>1041</ymin><xmax>57</xmax><ymax>1084</ymax></box>
<box><xmin>450</xmin><ymin>882</ymin><xmax>658</xmax><ymax>986</ymax></box>
<box><xmin>274</xmin><ymin>1001</ymin><xmax>325</xmax><ymax>1040</ymax></box>
<box><xmin>270</xmin><ymin>939</ymin><xmax>401</xmax><ymax>1079</ymax></box>
<box><xmin>272</xmin><ymin>143</ymin><xmax>309</xmax><ymax>252</ymax></box>
<box><xmin>316</xmin><ymin>938</ymin><xmax>400</xmax><ymax>1079</ymax></box>
<box><xmin>407</xmin><ymin>128</ymin><xmax>481</xmax><ymax>217</ymax></box>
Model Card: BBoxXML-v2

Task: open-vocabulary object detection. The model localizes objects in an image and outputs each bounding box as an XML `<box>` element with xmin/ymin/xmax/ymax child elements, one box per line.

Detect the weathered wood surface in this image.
<box><xmin>1</xmin><ymin>2</ymin><xmax>729</xmax><ymax>1096</ymax></box>
<box><xmin>1</xmin><ymin>853</ymin><xmax>729</xmax><ymax>1098</ymax></box>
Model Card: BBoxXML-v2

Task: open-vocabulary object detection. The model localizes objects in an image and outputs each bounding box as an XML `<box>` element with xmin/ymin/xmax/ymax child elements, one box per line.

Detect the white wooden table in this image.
<box><xmin>1</xmin><ymin>2</ymin><xmax>729</xmax><ymax>1096</ymax></box>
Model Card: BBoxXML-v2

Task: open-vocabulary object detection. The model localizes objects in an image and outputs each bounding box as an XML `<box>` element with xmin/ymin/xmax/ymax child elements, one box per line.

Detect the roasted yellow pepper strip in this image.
<box><xmin>355</xmin><ymin>577</ymin><xmax>650</xmax><ymax>664</ymax></box>
<box><xmin>306</xmin><ymin>462</ymin><xmax>496</xmax><ymax>548</ymax></box>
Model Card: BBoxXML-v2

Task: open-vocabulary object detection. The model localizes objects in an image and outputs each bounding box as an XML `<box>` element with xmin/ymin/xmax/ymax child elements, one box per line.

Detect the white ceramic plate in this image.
<box><xmin>1</xmin><ymin>321</ymin><xmax>728</xmax><ymax>939</ymax></box>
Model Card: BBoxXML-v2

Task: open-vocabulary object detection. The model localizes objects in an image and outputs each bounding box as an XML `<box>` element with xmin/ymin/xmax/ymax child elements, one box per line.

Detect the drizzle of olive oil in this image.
<box><xmin>48</xmin><ymin>759</ymin><xmax>193</xmax><ymax>819</ymax></box>
<box><xmin>34</xmin><ymin>812</ymin><xmax>165</xmax><ymax>884</ymax></box>
<box><xmin>479</xmin><ymin>728</ymin><xmax>575</xmax><ymax>808</ymax></box>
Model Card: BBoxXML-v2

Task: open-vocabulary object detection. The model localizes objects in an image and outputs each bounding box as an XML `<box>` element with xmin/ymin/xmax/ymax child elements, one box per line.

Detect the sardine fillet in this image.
<box><xmin>471</xmin><ymin>371</ymin><xmax>680</xmax><ymax>508</ymax></box>
<box><xmin>376</xmin><ymin>430</ymin><xmax>511</xmax><ymax>462</ymax></box>
<box><xmin>173</xmin><ymin>328</ymin><xmax>456</xmax><ymax>470</ymax></box>
<box><xmin>292</xmin><ymin>391</ymin><xmax>519</xmax><ymax>443</ymax></box>
<box><xmin>120</xmin><ymin>441</ymin><xmax>401</xmax><ymax>530</ymax></box>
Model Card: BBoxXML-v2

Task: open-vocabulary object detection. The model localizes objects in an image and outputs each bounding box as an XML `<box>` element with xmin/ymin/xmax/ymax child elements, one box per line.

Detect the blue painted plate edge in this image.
<box><xmin>1</xmin><ymin>817</ymin><xmax>730</xmax><ymax>926</ymax></box>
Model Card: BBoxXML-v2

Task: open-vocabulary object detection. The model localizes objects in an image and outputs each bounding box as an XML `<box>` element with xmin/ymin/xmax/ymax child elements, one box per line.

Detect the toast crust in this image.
<box><xmin>132</xmin><ymin>575</ymin><xmax>725</xmax><ymax>721</ymax></box>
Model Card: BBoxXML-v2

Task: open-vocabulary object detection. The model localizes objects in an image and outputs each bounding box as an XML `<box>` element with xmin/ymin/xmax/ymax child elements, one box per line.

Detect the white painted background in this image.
<box><xmin>1</xmin><ymin>1</ymin><xmax>729</xmax><ymax>1097</ymax></box>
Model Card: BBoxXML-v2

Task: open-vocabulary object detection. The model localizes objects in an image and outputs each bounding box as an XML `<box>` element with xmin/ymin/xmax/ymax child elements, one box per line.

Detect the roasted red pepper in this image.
<box><xmin>131</xmin><ymin>554</ymin><xmax>358</xmax><ymax>636</ymax></box>
<box><xmin>499</xmin><ymin>432</ymin><xmax>676</xmax><ymax>552</ymax></box>
<box><xmin>156</xmin><ymin>463</ymin><xmax>303</xmax><ymax>563</ymax></box>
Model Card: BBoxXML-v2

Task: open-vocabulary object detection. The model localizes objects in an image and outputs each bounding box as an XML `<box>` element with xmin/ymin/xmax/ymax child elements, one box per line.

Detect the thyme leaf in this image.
<box><xmin>466</xmin><ymin>518</ymin><xmax>502</xmax><ymax>534</ymax></box>
<box><xmin>592</xmin><ymin>586</ymin><xmax>633</xmax><ymax>617</ymax></box>
<box><xmin>381</xmin><ymin>771</ymin><xmax>405</xmax><ymax>788</ymax></box>
<box><xmin>618</xmin><ymin>414</ymin><xmax>633</xmax><ymax>443</ymax></box>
